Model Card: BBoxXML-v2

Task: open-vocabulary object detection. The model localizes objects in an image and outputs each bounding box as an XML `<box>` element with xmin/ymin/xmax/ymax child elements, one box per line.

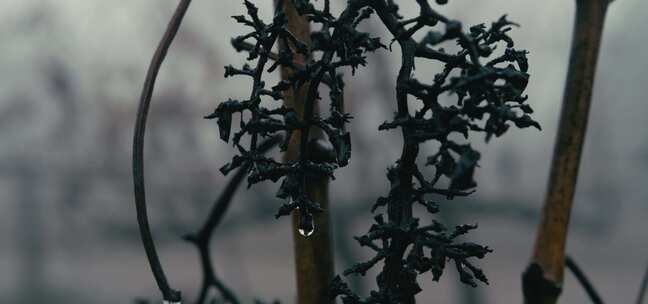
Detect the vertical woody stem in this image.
<box><xmin>523</xmin><ymin>1</ymin><xmax>610</xmax><ymax>303</ymax></box>
<box><xmin>274</xmin><ymin>1</ymin><xmax>335</xmax><ymax>303</ymax></box>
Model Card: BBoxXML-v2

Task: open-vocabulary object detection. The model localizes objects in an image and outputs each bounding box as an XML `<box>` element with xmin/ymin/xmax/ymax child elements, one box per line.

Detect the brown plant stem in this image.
<box><xmin>274</xmin><ymin>1</ymin><xmax>335</xmax><ymax>304</ymax></box>
<box><xmin>523</xmin><ymin>1</ymin><xmax>611</xmax><ymax>303</ymax></box>
<box><xmin>132</xmin><ymin>0</ymin><xmax>192</xmax><ymax>301</ymax></box>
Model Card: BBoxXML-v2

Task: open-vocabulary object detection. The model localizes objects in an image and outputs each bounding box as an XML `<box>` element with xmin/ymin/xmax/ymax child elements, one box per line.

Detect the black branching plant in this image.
<box><xmin>207</xmin><ymin>0</ymin><xmax>356</xmax><ymax>236</ymax></box>
<box><xmin>207</xmin><ymin>0</ymin><xmax>539</xmax><ymax>303</ymax></box>
<box><xmin>134</xmin><ymin>0</ymin><xmax>540</xmax><ymax>303</ymax></box>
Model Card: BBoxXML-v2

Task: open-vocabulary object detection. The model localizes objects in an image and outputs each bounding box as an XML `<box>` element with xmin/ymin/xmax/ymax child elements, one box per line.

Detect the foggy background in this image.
<box><xmin>1</xmin><ymin>0</ymin><xmax>647</xmax><ymax>303</ymax></box>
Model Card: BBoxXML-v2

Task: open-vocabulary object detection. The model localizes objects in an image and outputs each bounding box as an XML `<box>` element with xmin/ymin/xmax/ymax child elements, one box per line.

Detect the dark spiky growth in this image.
<box><xmin>207</xmin><ymin>0</ymin><xmax>360</xmax><ymax>234</ymax></box>
<box><xmin>211</xmin><ymin>1</ymin><xmax>539</xmax><ymax>303</ymax></box>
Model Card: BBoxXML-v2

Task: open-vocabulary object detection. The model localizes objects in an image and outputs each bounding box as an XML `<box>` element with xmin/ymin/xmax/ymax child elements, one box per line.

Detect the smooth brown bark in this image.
<box><xmin>274</xmin><ymin>1</ymin><xmax>335</xmax><ymax>304</ymax></box>
<box><xmin>523</xmin><ymin>1</ymin><xmax>610</xmax><ymax>303</ymax></box>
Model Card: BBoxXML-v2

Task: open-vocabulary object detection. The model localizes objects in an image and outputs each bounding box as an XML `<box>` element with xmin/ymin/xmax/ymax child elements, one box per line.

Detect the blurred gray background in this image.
<box><xmin>1</xmin><ymin>0</ymin><xmax>647</xmax><ymax>303</ymax></box>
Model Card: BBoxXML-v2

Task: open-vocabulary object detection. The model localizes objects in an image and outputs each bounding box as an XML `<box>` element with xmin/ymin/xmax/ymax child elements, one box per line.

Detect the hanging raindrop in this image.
<box><xmin>298</xmin><ymin>211</ymin><xmax>315</xmax><ymax>237</ymax></box>
<box><xmin>163</xmin><ymin>301</ymin><xmax>181</xmax><ymax>304</ymax></box>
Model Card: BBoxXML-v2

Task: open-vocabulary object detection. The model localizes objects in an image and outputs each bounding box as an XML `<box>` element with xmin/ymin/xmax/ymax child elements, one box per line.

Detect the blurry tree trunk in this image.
<box><xmin>274</xmin><ymin>1</ymin><xmax>335</xmax><ymax>304</ymax></box>
<box><xmin>523</xmin><ymin>1</ymin><xmax>611</xmax><ymax>303</ymax></box>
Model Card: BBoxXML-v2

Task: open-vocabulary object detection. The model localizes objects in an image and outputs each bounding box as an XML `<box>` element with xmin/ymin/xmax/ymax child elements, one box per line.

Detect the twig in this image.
<box><xmin>184</xmin><ymin>136</ymin><xmax>281</xmax><ymax>304</ymax></box>
<box><xmin>371</xmin><ymin>4</ymin><xmax>418</xmax><ymax>303</ymax></box>
<box><xmin>565</xmin><ymin>255</ymin><xmax>605</xmax><ymax>304</ymax></box>
<box><xmin>232</xmin><ymin>39</ymin><xmax>333</xmax><ymax>86</ymax></box>
<box><xmin>637</xmin><ymin>261</ymin><xmax>648</xmax><ymax>304</ymax></box>
<box><xmin>132</xmin><ymin>0</ymin><xmax>192</xmax><ymax>301</ymax></box>
<box><xmin>523</xmin><ymin>1</ymin><xmax>610</xmax><ymax>303</ymax></box>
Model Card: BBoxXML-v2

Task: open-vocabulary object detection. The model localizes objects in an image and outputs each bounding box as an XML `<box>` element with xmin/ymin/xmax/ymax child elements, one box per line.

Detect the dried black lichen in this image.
<box><xmin>210</xmin><ymin>0</ymin><xmax>539</xmax><ymax>303</ymax></box>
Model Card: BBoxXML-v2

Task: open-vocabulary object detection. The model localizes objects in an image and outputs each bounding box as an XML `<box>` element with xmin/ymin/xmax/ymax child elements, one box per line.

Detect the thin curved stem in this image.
<box><xmin>636</xmin><ymin>261</ymin><xmax>648</xmax><ymax>304</ymax></box>
<box><xmin>565</xmin><ymin>256</ymin><xmax>604</xmax><ymax>304</ymax></box>
<box><xmin>185</xmin><ymin>136</ymin><xmax>280</xmax><ymax>304</ymax></box>
<box><xmin>132</xmin><ymin>0</ymin><xmax>192</xmax><ymax>301</ymax></box>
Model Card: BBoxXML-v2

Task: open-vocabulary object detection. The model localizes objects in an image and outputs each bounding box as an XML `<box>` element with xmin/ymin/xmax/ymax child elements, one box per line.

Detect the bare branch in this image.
<box><xmin>184</xmin><ymin>136</ymin><xmax>280</xmax><ymax>304</ymax></box>
<box><xmin>566</xmin><ymin>256</ymin><xmax>605</xmax><ymax>304</ymax></box>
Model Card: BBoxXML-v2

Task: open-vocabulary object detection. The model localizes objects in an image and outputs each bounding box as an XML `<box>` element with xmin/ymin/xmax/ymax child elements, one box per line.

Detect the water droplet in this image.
<box><xmin>298</xmin><ymin>226</ymin><xmax>314</xmax><ymax>237</ymax></box>
<box><xmin>289</xmin><ymin>198</ymin><xmax>300</xmax><ymax>211</ymax></box>
<box><xmin>163</xmin><ymin>301</ymin><xmax>181</xmax><ymax>304</ymax></box>
<box><xmin>298</xmin><ymin>211</ymin><xmax>315</xmax><ymax>237</ymax></box>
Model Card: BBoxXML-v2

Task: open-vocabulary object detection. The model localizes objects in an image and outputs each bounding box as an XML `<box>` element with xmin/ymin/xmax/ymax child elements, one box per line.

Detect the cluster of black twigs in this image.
<box><xmin>133</xmin><ymin>0</ymin><xmax>540</xmax><ymax>302</ymax></box>
<box><xmin>209</xmin><ymin>0</ymin><xmax>539</xmax><ymax>303</ymax></box>
<box><xmin>207</xmin><ymin>0</ymin><xmax>356</xmax><ymax>238</ymax></box>
<box><xmin>132</xmin><ymin>0</ymin><xmax>648</xmax><ymax>304</ymax></box>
